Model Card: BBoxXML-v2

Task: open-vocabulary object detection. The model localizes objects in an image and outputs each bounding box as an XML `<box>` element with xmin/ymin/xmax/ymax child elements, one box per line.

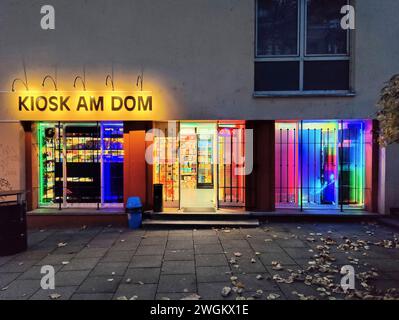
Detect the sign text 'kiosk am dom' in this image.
<box><xmin>18</xmin><ymin>94</ymin><xmax>152</xmax><ymax>112</ymax></box>
<box><xmin>10</xmin><ymin>91</ymin><xmax>154</xmax><ymax>121</ymax></box>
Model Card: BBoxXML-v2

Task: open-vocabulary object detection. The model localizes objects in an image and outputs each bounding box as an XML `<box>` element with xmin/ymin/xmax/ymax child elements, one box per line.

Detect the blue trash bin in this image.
<box><xmin>126</xmin><ymin>197</ymin><xmax>142</xmax><ymax>229</ymax></box>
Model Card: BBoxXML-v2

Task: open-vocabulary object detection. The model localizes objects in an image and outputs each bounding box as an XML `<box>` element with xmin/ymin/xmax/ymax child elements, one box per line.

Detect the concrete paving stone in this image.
<box><xmin>197</xmin><ymin>282</ymin><xmax>236</xmax><ymax>300</ymax></box>
<box><xmin>164</xmin><ymin>249</ymin><xmax>194</xmax><ymax>261</ymax></box>
<box><xmin>259</xmin><ymin>252</ymin><xmax>298</xmax><ymax>266</ymax></box>
<box><xmin>168</xmin><ymin>231</ymin><xmax>193</xmax><ymax>240</ymax></box>
<box><xmin>2</xmin><ymin>223</ymin><xmax>399</xmax><ymax>301</ymax></box>
<box><xmin>169</xmin><ymin>229</ymin><xmax>193</xmax><ymax>235</ymax></box>
<box><xmin>27</xmin><ymin>233</ymin><xmax>53</xmax><ymax>247</ymax></box>
<box><xmin>0</xmin><ymin>279</ymin><xmax>40</xmax><ymax>300</ymax></box>
<box><xmin>223</xmin><ymin>249</ymin><xmax>257</xmax><ymax>259</ymax></box>
<box><xmin>77</xmin><ymin>276</ymin><xmax>122</xmax><ymax>294</ymax></box>
<box><xmin>193</xmin><ymin>230</ymin><xmax>217</xmax><ymax>237</ymax></box>
<box><xmin>0</xmin><ymin>256</ymin><xmax>13</xmax><ymax>266</ymax></box>
<box><xmin>218</xmin><ymin>234</ymin><xmax>246</xmax><ymax>241</ymax></box>
<box><xmin>70</xmin><ymin>293</ymin><xmax>113</xmax><ymax>300</ymax></box>
<box><xmin>114</xmin><ymin>283</ymin><xmax>157</xmax><ymax>300</ymax></box>
<box><xmin>240</xmin><ymin>228</ymin><xmax>268</xmax><ymax>236</ymax></box>
<box><xmin>0</xmin><ymin>272</ymin><xmax>21</xmax><ymax>288</ymax></box>
<box><xmin>166</xmin><ymin>240</ymin><xmax>194</xmax><ymax>250</ymax></box>
<box><xmin>194</xmin><ymin>244</ymin><xmax>224</xmax><ymax>254</ymax></box>
<box><xmin>282</xmin><ymin>247</ymin><xmax>314</xmax><ymax>260</ymax></box>
<box><xmin>380</xmin><ymin>271</ymin><xmax>399</xmax><ymax>280</ymax></box>
<box><xmin>54</xmin><ymin>270</ymin><xmax>91</xmax><ymax>286</ymax></box>
<box><xmin>277</xmin><ymin>282</ymin><xmax>333</xmax><ymax>300</ymax></box>
<box><xmin>275</xmin><ymin>239</ymin><xmax>309</xmax><ymax>248</ymax></box>
<box><xmin>264</xmin><ymin>264</ymin><xmax>302</xmax><ymax>276</ymax></box>
<box><xmin>364</xmin><ymin>259</ymin><xmax>399</xmax><ymax>272</ymax></box>
<box><xmin>100</xmin><ymin>227</ymin><xmax>125</xmax><ymax>234</ymax></box>
<box><xmin>109</xmin><ymin>241</ymin><xmax>139</xmax><ymax>252</ymax></box>
<box><xmin>19</xmin><ymin>264</ymin><xmax>63</xmax><ymax>280</ymax></box>
<box><xmin>75</xmin><ymin>247</ymin><xmax>108</xmax><ymax>259</ymax></box>
<box><xmin>161</xmin><ymin>260</ymin><xmax>195</xmax><ymax>275</ymax></box>
<box><xmin>61</xmin><ymin>258</ymin><xmax>100</xmax><ymax>271</ymax></box>
<box><xmin>196</xmin><ymin>266</ymin><xmax>232</xmax><ymax>283</ymax></box>
<box><xmin>123</xmin><ymin>268</ymin><xmax>160</xmax><ymax>284</ymax></box>
<box><xmin>144</xmin><ymin>230</ymin><xmax>169</xmax><ymax>238</ymax></box>
<box><xmin>141</xmin><ymin>237</ymin><xmax>167</xmax><ymax>246</ymax></box>
<box><xmin>193</xmin><ymin>236</ymin><xmax>220</xmax><ymax>244</ymax></box>
<box><xmin>52</xmin><ymin>245</ymin><xmax>86</xmax><ymax>255</ymax></box>
<box><xmin>13</xmin><ymin>249</ymin><xmax>52</xmax><ymax>261</ymax></box>
<box><xmin>230</xmin><ymin>273</ymin><xmax>278</xmax><ymax>292</ymax></box>
<box><xmin>155</xmin><ymin>292</ymin><xmax>198</xmax><ymax>300</ymax></box>
<box><xmin>195</xmin><ymin>254</ymin><xmax>228</xmax><ymax>267</ymax></box>
<box><xmin>220</xmin><ymin>240</ymin><xmax>252</xmax><ymax>249</ymax></box>
<box><xmin>248</xmin><ymin>241</ymin><xmax>282</xmax><ymax>253</ymax></box>
<box><xmin>38</xmin><ymin>254</ymin><xmax>77</xmax><ymax>266</ymax></box>
<box><xmin>29</xmin><ymin>286</ymin><xmax>77</xmax><ymax>300</ymax></box>
<box><xmin>135</xmin><ymin>245</ymin><xmax>166</xmax><ymax>256</ymax></box>
<box><xmin>88</xmin><ymin>240</ymin><xmax>117</xmax><ymax>248</ymax></box>
<box><xmin>158</xmin><ymin>274</ymin><xmax>196</xmax><ymax>293</ymax></box>
<box><xmin>122</xmin><ymin>230</ymin><xmax>146</xmax><ymax>237</ymax></box>
<box><xmin>0</xmin><ymin>259</ymin><xmax>37</xmax><ymax>273</ymax></box>
<box><xmin>369</xmin><ymin>279</ymin><xmax>399</xmax><ymax>291</ymax></box>
<box><xmin>129</xmin><ymin>255</ymin><xmax>163</xmax><ymax>268</ymax></box>
<box><xmin>100</xmin><ymin>250</ymin><xmax>135</xmax><ymax>262</ymax></box>
<box><xmin>231</xmin><ymin>259</ymin><xmax>267</xmax><ymax>274</ymax></box>
<box><xmin>242</xmin><ymin>290</ymin><xmax>286</xmax><ymax>300</ymax></box>
<box><xmin>90</xmin><ymin>262</ymin><xmax>129</xmax><ymax>276</ymax></box>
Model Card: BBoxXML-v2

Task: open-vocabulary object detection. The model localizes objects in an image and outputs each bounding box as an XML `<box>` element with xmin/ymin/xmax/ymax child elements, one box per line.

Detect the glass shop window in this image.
<box><xmin>275</xmin><ymin>120</ymin><xmax>369</xmax><ymax>210</ymax></box>
<box><xmin>255</xmin><ymin>0</ymin><xmax>351</xmax><ymax>94</ymax></box>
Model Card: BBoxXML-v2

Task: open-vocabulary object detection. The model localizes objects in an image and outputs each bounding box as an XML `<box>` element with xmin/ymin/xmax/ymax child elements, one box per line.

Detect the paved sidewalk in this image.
<box><xmin>0</xmin><ymin>222</ymin><xmax>399</xmax><ymax>300</ymax></box>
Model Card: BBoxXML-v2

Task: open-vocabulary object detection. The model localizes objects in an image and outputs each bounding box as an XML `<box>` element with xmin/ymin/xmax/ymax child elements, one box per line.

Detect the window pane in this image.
<box><xmin>257</xmin><ymin>0</ymin><xmax>298</xmax><ymax>56</ymax></box>
<box><xmin>255</xmin><ymin>61</ymin><xmax>300</xmax><ymax>91</ymax></box>
<box><xmin>306</xmin><ymin>0</ymin><xmax>348</xmax><ymax>55</ymax></box>
<box><xmin>303</xmin><ymin>60</ymin><xmax>349</xmax><ymax>90</ymax></box>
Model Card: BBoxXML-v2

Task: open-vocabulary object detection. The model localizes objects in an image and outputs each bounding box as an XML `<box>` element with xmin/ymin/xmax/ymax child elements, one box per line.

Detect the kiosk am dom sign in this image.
<box><xmin>2</xmin><ymin>91</ymin><xmax>155</xmax><ymax>121</ymax></box>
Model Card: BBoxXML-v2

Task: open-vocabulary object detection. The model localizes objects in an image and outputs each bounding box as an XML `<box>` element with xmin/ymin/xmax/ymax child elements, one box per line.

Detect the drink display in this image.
<box><xmin>153</xmin><ymin>136</ymin><xmax>179</xmax><ymax>202</ymax></box>
<box><xmin>197</xmin><ymin>134</ymin><xmax>214</xmax><ymax>188</ymax></box>
<box><xmin>180</xmin><ymin>134</ymin><xmax>197</xmax><ymax>189</ymax></box>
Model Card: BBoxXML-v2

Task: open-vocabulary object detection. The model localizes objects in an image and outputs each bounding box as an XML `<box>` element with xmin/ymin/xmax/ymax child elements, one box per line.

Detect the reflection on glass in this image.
<box><xmin>306</xmin><ymin>0</ymin><xmax>348</xmax><ymax>55</ymax></box>
<box><xmin>257</xmin><ymin>0</ymin><xmax>298</xmax><ymax>56</ymax></box>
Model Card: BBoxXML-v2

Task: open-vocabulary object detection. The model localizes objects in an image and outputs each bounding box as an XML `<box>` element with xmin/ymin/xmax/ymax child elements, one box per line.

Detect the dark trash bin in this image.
<box><xmin>0</xmin><ymin>190</ymin><xmax>27</xmax><ymax>256</ymax></box>
<box><xmin>153</xmin><ymin>184</ymin><xmax>163</xmax><ymax>213</ymax></box>
<box><xmin>126</xmin><ymin>197</ymin><xmax>142</xmax><ymax>229</ymax></box>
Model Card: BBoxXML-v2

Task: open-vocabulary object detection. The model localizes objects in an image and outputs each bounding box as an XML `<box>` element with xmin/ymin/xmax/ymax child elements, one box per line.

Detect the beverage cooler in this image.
<box><xmin>197</xmin><ymin>134</ymin><xmax>214</xmax><ymax>189</ymax></box>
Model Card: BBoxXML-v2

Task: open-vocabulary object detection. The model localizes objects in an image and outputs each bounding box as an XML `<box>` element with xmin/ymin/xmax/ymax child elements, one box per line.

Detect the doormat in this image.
<box><xmin>182</xmin><ymin>207</ymin><xmax>217</xmax><ymax>213</ymax></box>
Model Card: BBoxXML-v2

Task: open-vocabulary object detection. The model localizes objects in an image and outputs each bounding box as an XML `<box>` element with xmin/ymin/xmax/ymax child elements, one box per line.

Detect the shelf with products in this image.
<box><xmin>153</xmin><ymin>136</ymin><xmax>179</xmax><ymax>201</ymax></box>
<box><xmin>39</xmin><ymin>124</ymin><xmax>58</xmax><ymax>204</ymax></box>
<box><xmin>180</xmin><ymin>134</ymin><xmax>197</xmax><ymax>189</ymax></box>
<box><xmin>197</xmin><ymin>134</ymin><xmax>214</xmax><ymax>189</ymax></box>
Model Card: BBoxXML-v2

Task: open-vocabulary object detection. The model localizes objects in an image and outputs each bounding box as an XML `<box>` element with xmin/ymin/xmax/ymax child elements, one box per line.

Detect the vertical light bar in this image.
<box><xmin>38</xmin><ymin>123</ymin><xmax>44</xmax><ymax>205</ymax></box>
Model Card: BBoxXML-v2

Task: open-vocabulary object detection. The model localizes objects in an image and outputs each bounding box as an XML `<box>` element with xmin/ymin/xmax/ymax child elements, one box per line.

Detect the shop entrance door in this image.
<box><xmin>179</xmin><ymin>123</ymin><xmax>217</xmax><ymax>211</ymax></box>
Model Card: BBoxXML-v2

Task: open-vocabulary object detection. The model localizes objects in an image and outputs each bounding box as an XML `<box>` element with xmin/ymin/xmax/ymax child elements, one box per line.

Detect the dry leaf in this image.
<box><xmin>221</xmin><ymin>286</ymin><xmax>232</xmax><ymax>297</ymax></box>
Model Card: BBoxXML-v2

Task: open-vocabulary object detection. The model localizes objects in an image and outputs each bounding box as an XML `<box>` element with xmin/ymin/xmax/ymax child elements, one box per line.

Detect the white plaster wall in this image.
<box><xmin>0</xmin><ymin>122</ymin><xmax>25</xmax><ymax>192</ymax></box>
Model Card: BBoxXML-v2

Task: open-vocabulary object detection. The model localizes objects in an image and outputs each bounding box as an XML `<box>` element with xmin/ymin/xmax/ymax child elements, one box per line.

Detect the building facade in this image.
<box><xmin>0</xmin><ymin>0</ymin><xmax>398</xmax><ymax>216</ymax></box>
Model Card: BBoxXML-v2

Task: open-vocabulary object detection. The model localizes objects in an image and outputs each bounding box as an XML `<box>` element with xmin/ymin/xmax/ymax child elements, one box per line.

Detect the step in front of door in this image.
<box><xmin>142</xmin><ymin>219</ymin><xmax>259</xmax><ymax>228</ymax></box>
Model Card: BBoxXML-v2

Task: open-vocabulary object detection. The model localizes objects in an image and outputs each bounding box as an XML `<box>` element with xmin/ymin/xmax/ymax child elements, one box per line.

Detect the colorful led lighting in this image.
<box><xmin>275</xmin><ymin>120</ymin><xmax>369</xmax><ymax>210</ymax></box>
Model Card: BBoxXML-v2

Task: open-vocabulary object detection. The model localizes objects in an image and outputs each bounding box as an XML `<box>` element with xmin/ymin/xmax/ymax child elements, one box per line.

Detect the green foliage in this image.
<box><xmin>377</xmin><ymin>74</ymin><xmax>399</xmax><ymax>146</ymax></box>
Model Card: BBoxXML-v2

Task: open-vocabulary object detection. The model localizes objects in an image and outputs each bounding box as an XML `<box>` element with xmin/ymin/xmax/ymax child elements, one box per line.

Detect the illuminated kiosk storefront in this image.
<box><xmin>275</xmin><ymin>120</ymin><xmax>373</xmax><ymax>211</ymax></box>
<box><xmin>2</xmin><ymin>88</ymin><xmax>378</xmax><ymax>216</ymax></box>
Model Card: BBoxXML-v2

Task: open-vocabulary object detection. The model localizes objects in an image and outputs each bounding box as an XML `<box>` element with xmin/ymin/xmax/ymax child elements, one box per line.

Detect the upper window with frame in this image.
<box><xmin>255</xmin><ymin>0</ymin><xmax>352</xmax><ymax>95</ymax></box>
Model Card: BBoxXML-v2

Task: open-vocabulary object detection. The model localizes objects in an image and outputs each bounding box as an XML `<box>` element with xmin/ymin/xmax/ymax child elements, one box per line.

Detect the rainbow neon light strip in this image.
<box><xmin>275</xmin><ymin>120</ymin><xmax>368</xmax><ymax>209</ymax></box>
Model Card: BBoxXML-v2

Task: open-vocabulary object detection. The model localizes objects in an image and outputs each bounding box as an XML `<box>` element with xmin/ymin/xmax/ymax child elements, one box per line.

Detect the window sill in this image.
<box><xmin>253</xmin><ymin>91</ymin><xmax>356</xmax><ymax>98</ymax></box>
